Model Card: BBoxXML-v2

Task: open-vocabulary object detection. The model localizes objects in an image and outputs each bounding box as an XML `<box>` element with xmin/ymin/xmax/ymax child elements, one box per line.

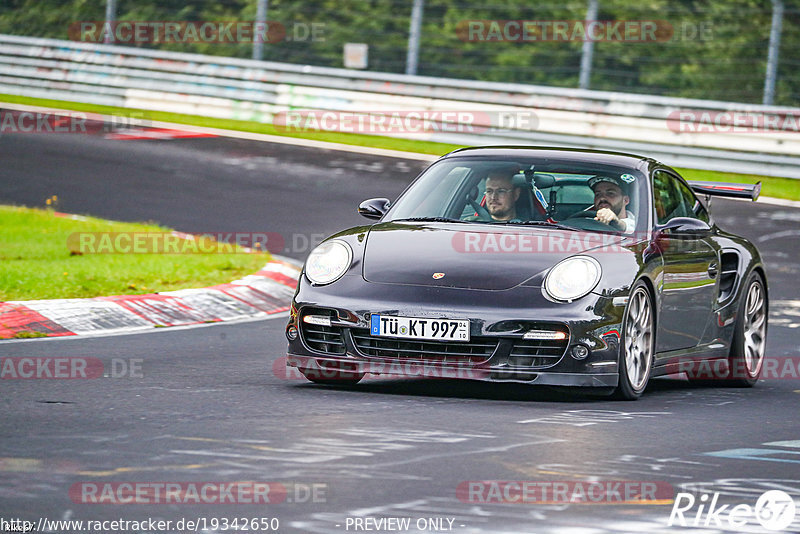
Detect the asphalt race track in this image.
<box><xmin>2</xmin><ymin>126</ymin><xmax>800</xmax><ymax>533</ymax></box>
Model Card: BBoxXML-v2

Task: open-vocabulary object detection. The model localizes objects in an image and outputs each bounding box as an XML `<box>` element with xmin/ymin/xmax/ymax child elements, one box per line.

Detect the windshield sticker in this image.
<box><xmin>620</xmin><ymin>174</ymin><xmax>636</xmax><ymax>183</ymax></box>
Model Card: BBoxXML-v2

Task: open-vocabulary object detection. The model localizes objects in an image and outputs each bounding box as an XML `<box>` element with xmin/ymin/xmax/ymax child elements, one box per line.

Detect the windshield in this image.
<box><xmin>386</xmin><ymin>156</ymin><xmax>646</xmax><ymax>234</ymax></box>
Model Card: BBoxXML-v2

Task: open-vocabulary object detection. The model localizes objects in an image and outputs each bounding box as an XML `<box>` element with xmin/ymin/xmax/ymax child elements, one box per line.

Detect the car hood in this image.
<box><xmin>361</xmin><ymin>222</ymin><xmax>628</xmax><ymax>290</ymax></box>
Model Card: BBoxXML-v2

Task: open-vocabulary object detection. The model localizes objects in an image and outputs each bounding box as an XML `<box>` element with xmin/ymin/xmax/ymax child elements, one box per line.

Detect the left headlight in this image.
<box><xmin>544</xmin><ymin>255</ymin><xmax>601</xmax><ymax>302</ymax></box>
<box><xmin>305</xmin><ymin>240</ymin><xmax>353</xmax><ymax>285</ymax></box>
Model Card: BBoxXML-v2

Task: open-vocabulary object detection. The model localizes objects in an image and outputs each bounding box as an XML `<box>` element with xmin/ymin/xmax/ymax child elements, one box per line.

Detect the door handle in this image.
<box><xmin>707</xmin><ymin>262</ymin><xmax>718</xmax><ymax>278</ymax></box>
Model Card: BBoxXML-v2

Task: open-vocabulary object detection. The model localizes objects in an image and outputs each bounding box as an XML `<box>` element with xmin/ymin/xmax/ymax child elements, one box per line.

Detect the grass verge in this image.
<box><xmin>0</xmin><ymin>93</ymin><xmax>462</xmax><ymax>156</ymax></box>
<box><xmin>1</xmin><ymin>93</ymin><xmax>797</xmax><ymax>200</ymax></box>
<box><xmin>0</xmin><ymin>205</ymin><xmax>271</xmax><ymax>301</ymax></box>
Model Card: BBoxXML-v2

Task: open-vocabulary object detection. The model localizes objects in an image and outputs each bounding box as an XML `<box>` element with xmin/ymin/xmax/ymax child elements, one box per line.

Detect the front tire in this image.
<box><xmin>613</xmin><ymin>282</ymin><xmax>655</xmax><ymax>400</ymax></box>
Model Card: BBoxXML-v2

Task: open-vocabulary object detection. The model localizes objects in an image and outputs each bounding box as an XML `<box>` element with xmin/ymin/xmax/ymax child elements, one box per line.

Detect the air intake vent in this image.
<box><xmin>507</xmin><ymin>336</ymin><xmax>569</xmax><ymax>368</ymax></box>
<box><xmin>718</xmin><ymin>251</ymin><xmax>740</xmax><ymax>302</ymax></box>
<box><xmin>300</xmin><ymin>308</ymin><xmax>346</xmax><ymax>355</ymax></box>
<box><xmin>351</xmin><ymin>329</ymin><xmax>496</xmax><ymax>364</ymax></box>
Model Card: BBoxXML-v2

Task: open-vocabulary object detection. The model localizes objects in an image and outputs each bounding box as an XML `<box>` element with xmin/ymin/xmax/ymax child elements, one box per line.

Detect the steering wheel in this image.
<box><xmin>565</xmin><ymin>209</ymin><xmax>598</xmax><ymax>219</ymax></box>
<box><xmin>561</xmin><ymin>209</ymin><xmax>623</xmax><ymax>232</ymax></box>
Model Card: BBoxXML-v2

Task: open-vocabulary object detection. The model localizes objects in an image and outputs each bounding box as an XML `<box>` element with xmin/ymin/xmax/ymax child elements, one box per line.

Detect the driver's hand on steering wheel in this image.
<box><xmin>595</xmin><ymin>207</ymin><xmax>622</xmax><ymax>229</ymax></box>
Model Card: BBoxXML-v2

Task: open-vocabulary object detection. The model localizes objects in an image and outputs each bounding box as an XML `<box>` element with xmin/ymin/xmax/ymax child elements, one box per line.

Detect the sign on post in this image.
<box><xmin>344</xmin><ymin>43</ymin><xmax>368</xmax><ymax>69</ymax></box>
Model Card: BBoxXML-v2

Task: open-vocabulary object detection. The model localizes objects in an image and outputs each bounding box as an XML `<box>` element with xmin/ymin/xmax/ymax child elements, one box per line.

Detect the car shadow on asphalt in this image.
<box><xmin>291</xmin><ymin>375</ymin><xmax>728</xmax><ymax>403</ymax></box>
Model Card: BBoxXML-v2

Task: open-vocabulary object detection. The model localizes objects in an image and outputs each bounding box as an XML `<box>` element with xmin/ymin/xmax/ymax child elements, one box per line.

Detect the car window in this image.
<box><xmin>536</xmin><ymin>184</ymin><xmax>595</xmax><ymax>220</ymax></box>
<box><xmin>673</xmin><ymin>178</ymin><xmax>710</xmax><ymax>223</ymax></box>
<box><xmin>684</xmin><ymin>184</ymin><xmax>710</xmax><ymax>223</ymax></box>
<box><xmin>391</xmin><ymin>165</ymin><xmax>472</xmax><ymax>219</ymax></box>
<box><xmin>386</xmin><ymin>157</ymin><xmax>645</xmax><ymax>234</ymax></box>
<box><xmin>539</xmin><ymin>184</ymin><xmax>595</xmax><ymax>205</ymax></box>
<box><xmin>693</xmin><ymin>199</ymin><xmax>710</xmax><ymax>223</ymax></box>
<box><xmin>652</xmin><ymin>170</ymin><xmax>707</xmax><ymax>224</ymax></box>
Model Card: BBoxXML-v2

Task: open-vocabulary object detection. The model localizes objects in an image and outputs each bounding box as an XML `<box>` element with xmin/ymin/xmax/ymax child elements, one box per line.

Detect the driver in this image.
<box><xmin>465</xmin><ymin>165</ymin><xmax>522</xmax><ymax>222</ymax></box>
<box><xmin>588</xmin><ymin>175</ymin><xmax>635</xmax><ymax>233</ymax></box>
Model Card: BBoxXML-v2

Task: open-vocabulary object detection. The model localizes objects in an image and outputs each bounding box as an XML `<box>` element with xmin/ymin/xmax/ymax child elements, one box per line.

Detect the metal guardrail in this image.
<box><xmin>2</xmin><ymin>33</ymin><xmax>800</xmax><ymax>178</ymax></box>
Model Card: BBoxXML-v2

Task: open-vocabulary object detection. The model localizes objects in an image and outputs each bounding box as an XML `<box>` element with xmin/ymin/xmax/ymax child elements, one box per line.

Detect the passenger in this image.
<box><xmin>588</xmin><ymin>175</ymin><xmax>635</xmax><ymax>233</ymax></box>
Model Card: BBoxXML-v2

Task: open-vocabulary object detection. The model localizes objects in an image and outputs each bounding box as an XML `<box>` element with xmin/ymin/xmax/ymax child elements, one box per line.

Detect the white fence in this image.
<box><xmin>2</xmin><ymin>33</ymin><xmax>800</xmax><ymax>178</ymax></box>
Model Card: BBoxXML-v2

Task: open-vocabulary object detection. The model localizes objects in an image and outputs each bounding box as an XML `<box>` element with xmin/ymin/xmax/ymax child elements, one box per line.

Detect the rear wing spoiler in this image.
<box><xmin>688</xmin><ymin>181</ymin><xmax>761</xmax><ymax>201</ymax></box>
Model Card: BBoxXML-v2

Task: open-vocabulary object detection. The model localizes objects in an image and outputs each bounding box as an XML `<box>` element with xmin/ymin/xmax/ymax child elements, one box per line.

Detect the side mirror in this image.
<box><xmin>358</xmin><ymin>198</ymin><xmax>390</xmax><ymax>220</ymax></box>
<box><xmin>657</xmin><ymin>217</ymin><xmax>712</xmax><ymax>237</ymax></box>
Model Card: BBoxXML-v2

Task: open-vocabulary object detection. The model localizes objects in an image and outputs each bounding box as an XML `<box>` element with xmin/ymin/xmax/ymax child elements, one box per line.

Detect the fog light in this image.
<box><xmin>286</xmin><ymin>326</ymin><xmax>298</xmax><ymax>340</ymax></box>
<box><xmin>571</xmin><ymin>344</ymin><xmax>590</xmax><ymax>360</ymax></box>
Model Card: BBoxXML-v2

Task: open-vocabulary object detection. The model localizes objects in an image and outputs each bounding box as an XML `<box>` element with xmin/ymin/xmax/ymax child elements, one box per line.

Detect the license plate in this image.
<box><xmin>370</xmin><ymin>314</ymin><xmax>470</xmax><ymax>342</ymax></box>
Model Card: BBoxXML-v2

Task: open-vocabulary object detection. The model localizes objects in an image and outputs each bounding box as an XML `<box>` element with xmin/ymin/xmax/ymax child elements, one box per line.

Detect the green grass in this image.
<box><xmin>1</xmin><ymin>93</ymin><xmax>797</xmax><ymax>200</ymax></box>
<box><xmin>0</xmin><ymin>205</ymin><xmax>271</xmax><ymax>301</ymax></box>
<box><xmin>13</xmin><ymin>331</ymin><xmax>47</xmax><ymax>339</ymax></box>
<box><xmin>0</xmin><ymin>93</ymin><xmax>461</xmax><ymax>156</ymax></box>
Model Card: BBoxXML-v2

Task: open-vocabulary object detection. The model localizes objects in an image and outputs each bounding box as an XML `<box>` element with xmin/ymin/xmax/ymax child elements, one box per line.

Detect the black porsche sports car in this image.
<box><xmin>285</xmin><ymin>147</ymin><xmax>767</xmax><ymax>399</ymax></box>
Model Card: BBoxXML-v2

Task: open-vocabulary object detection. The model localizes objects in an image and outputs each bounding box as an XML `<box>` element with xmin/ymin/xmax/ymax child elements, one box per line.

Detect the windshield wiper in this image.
<box><xmin>505</xmin><ymin>220</ymin><xmax>578</xmax><ymax>231</ymax></box>
<box><xmin>393</xmin><ymin>217</ymin><xmax>468</xmax><ymax>223</ymax></box>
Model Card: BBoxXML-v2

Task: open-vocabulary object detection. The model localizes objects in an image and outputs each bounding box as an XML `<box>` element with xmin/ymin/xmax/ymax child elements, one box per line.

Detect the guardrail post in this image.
<box><xmin>578</xmin><ymin>0</ymin><xmax>599</xmax><ymax>90</ymax></box>
<box><xmin>104</xmin><ymin>0</ymin><xmax>117</xmax><ymax>44</ymax></box>
<box><xmin>406</xmin><ymin>0</ymin><xmax>425</xmax><ymax>75</ymax></box>
<box><xmin>763</xmin><ymin>0</ymin><xmax>783</xmax><ymax>105</ymax></box>
<box><xmin>253</xmin><ymin>0</ymin><xmax>269</xmax><ymax>61</ymax></box>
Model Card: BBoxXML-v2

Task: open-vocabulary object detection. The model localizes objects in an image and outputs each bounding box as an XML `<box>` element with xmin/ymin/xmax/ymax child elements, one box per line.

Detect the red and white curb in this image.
<box><xmin>104</xmin><ymin>127</ymin><xmax>218</xmax><ymax>141</ymax></box>
<box><xmin>0</xmin><ymin>260</ymin><xmax>300</xmax><ymax>340</ymax></box>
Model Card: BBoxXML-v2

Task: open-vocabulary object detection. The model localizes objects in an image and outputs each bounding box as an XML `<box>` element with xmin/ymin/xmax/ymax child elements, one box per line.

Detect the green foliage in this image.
<box><xmin>0</xmin><ymin>1</ymin><xmax>797</xmax><ymax>103</ymax></box>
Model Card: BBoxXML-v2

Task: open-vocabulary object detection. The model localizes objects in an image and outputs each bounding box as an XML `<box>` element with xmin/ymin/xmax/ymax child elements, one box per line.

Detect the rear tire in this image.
<box><xmin>724</xmin><ymin>272</ymin><xmax>767</xmax><ymax>386</ymax></box>
<box><xmin>613</xmin><ymin>282</ymin><xmax>655</xmax><ymax>400</ymax></box>
<box><xmin>683</xmin><ymin>272</ymin><xmax>767</xmax><ymax>386</ymax></box>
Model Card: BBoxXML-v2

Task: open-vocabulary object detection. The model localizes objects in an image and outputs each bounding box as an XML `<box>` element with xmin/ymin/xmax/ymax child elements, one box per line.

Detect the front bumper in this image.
<box><xmin>285</xmin><ymin>277</ymin><xmax>626</xmax><ymax>388</ymax></box>
<box><xmin>287</xmin><ymin>354</ymin><xmax>618</xmax><ymax>387</ymax></box>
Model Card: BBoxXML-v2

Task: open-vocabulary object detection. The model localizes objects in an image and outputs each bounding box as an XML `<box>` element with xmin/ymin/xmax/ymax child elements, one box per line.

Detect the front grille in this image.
<box><xmin>507</xmin><ymin>338</ymin><xmax>568</xmax><ymax>368</ymax></box>
<box><xmin>300</xmin><ymin>310</ymin><xmax>346</xmax><ymax>355</ymax></box>
<box><xmin>351</xmin><ymin>329</ymin><xmax>496</xmax><ymax>364</ymax></box>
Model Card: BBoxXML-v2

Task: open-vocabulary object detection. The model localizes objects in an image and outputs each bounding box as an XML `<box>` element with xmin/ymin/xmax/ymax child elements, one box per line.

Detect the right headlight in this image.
<box><xmin>304</xmin><ymin>240</ymin><xmax>352</xmax><ymax>285</ymax></box>
<box><xmin>544</xmin><ymin>255</ymin><xmax>602</xmax><ymax>302</ymax></box>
